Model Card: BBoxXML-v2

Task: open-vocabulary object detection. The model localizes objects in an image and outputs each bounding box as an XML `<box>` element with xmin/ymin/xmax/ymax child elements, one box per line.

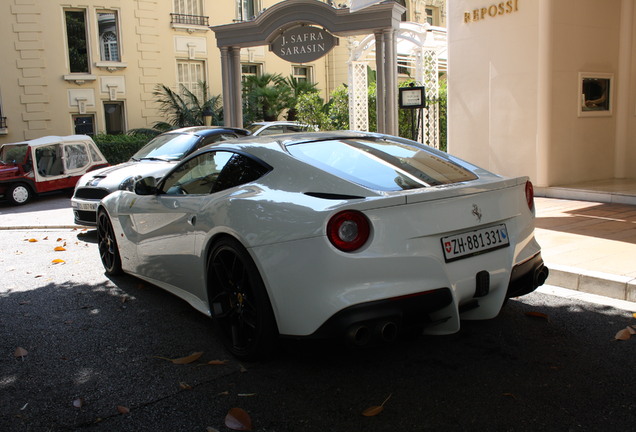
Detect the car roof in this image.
<box><xmin>168</xmin><ymin>126</ymin><xmax>250</xmax><ymax>136</ymax></box>
<box><xmin>1</xmin><ymin>135</ymin><xmax>95</xmax><ymax>148</ymax></box>
<box><xmin>196</xmin><ymin>131</ymin><xmax>384</xmax><ymax>157</ymax></box>
<box><xmin>249</xmin><ymin>121</ymin><xmax>304</xmax><ymax>126</ymax></box>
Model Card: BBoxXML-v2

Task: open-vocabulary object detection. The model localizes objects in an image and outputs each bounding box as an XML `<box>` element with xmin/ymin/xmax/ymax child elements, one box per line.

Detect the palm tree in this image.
<box><xmin>130</xmin><ymin>82</ymin><xmax>223</xmax><ymax>137</ymax></box>
<box><xmin>282</xmin><ymin>75</ymin><xmax>319</xmax><ymax>120</ymax></box>
<box><xmin>242</xmin><ymin>73</ymin><xmax>289</xmax><ymax>123</ymax></box>
<box><xmin>153</xmin><ymin>82</ymin><xmax>223</xmax><ymax>128</ymax></box>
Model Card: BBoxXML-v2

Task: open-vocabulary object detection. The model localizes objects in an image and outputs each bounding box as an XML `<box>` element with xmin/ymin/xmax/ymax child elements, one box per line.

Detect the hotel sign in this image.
<box><xmin>270</xmin><ymin>26</ymin><xmax>338</xmax><ymax>63</ymax></box>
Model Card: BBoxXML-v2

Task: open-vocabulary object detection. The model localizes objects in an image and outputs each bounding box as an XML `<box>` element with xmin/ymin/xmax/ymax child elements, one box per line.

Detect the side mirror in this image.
<box><xmin>134</xmin><ymin>176</ymin><xmax>158</xmax><ymax>195</ymax></box>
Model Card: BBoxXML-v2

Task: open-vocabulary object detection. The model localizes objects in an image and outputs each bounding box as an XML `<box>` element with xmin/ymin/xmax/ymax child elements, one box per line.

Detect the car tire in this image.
<box><xmin>7</xmin><ymin>183</ymin><xmax>32</xmax><ymax>205</ymax></box>
<box><xmin>97</xmin><ymin>209</ymin><xmax>123</xmax><ymax>276</ymax></box>
<box><xmin>207</xmin><ymin>237</ymin><xmax>278</xmax><ymax>360</ymax></box>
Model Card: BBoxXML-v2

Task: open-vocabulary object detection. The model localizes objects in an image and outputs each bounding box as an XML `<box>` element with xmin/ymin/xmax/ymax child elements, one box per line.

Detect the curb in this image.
<box><xmin>546</xmin><ymin>263</ymin><xmax>636</xmax><ymax>303</ymax></box>
<box><xmin>0</xmin><ymin>225</ymin><xmax>90</xmax><ymax>230</ymax></box>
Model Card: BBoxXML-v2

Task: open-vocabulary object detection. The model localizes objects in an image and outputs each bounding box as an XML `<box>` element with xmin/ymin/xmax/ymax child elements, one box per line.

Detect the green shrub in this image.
<box><xmin>93</xmin><ymin>134</ymin><xmax>153</xmax><ymax>165</ymax></box>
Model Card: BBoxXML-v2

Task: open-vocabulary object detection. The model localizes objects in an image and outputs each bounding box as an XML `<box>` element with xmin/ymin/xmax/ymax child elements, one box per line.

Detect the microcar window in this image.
<box><xmin>0</xmin><ymin>144</ymin><xmax>28</xmax><ymax>164</ymax></box>
<box><xmin>35</xmin><ymin>144</ymin><xmax>64</xmax><ymax>177</ymax></box>
<box><xmin>161</xmin><ymin>151</ymin><xmax>269</xmax><ymax>195</ymax></box>
<box><xmin>88</xmin><ymin>143</ymin><xmax>104</xmax><ymax>163</ymax></box>
<box><xmin>64</xmin><ymin>143</ymin><xmax>90</xmax><ymax>171</ymax></box>
<box><xmin>286</xmin><ymin>139</ymin><xmax>478</xmax><ymax>191</ymax></box>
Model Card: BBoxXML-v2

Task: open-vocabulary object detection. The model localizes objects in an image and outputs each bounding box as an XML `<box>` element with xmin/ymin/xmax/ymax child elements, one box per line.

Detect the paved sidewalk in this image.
<box><xmin>534</xmin><ymin>197</ymin><xmax>636</xmax><ymax>302</ymax></box>
<box><xmin>1</xmin><ymin>194</ymin><xmax>635</xmax><ymax>302</ymax></box>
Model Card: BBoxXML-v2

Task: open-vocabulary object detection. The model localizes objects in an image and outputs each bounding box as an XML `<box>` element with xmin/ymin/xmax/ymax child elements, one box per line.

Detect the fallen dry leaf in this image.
<box><xmin>362</xmin><ymin>393</ymin><xmax>392</xmax><ymax>417</ymax></box>
<box><xmin>51</xmin><ymin>259</ymin><xmax>65</xmax><ymax>264</ymax></box>
<box><xmin>225</xmin><ymin>407</ymin><xmax>252</xmax><ymax>431</ymax></box>
<box><xmin>14</xmin><ymin>347</ymin><xmax>28</xmax><ymax>358</ymax></box>
<box><xmin>27</xmin><ymin>238</ymin><xmax>38</xmax><ymax>243</ymax></box>
<box><xmin>72</xmin><ymin>398</ymin><xmax>84</xmax><ymax>408</ymax></box>
<box><xmin>615</xmin><ymin>327</ymin><xmax>632</xmax><ymax>341</ymax></box>
<box><xmin>524</xmin><ymin>311</ymin><xmax>549</xmax><ymax>320</ymax></box>
<box><xmin>179</xmin><ymin>382</ymin><xmax>193</xmax><ymax>390</ymax></box>
<box><xmin>206</xmin><ymin>427</ymin><xmax>220</xmax><ymax>432</ymax></box>
<box><xmin>117</xmin><ymin>405</ymin><xmax>130</xmax><ymax>414</ymax></box>
<box><xmin>154</xmin><ymin>351</ymin><xmax>203</xmax><ymax>365</ymax></box>
<box><xmin>54</xmin><ymin>246</ymin><xmax>66</xmax><ymax>252</ymax></box>
<box><xmin>207</xmin><ymin>360</ymin><xmax>229</xmax><ymax>365</ymax></box>
<box><xmin>43</xmin><ymin>236</ymin><xmax>48</xmax><ymax>240</ymax></box>
<box><xmin>628</xmin><ymin>326</ymin><xmax>636</xmax><ymax>335</ymax></box>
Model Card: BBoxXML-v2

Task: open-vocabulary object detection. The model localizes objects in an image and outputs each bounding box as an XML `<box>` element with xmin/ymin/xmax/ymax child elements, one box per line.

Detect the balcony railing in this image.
<box><xmin>170</xmin><ymin>13</ymin><xmax>209</xmax><ymax>27</ymax></box>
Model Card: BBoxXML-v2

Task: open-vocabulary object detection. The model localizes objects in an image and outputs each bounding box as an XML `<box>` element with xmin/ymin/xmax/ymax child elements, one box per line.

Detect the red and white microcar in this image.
<box><xmin>0</xmin><ymin>135</ymin><xmax>108</xmax><ymax>205</ymax></box>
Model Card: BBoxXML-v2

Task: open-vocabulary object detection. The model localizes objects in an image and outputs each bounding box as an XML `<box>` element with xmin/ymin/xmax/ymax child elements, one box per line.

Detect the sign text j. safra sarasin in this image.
<box><xmin>270</xmin><ymin>26</ymin><xmax>338</xmax><ymax>63</ymax></box>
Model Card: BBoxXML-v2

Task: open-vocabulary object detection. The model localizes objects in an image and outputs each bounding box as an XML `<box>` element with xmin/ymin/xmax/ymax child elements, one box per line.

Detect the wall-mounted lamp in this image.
<box><xmin>107</xmin><ymin>84</ymin><xmax>118</xmax><ymax>101</ymax></box>
<box><xmin>76</xmin><ymin>97</ymin><xmax>87</xmax><ymax>114</ymax></box>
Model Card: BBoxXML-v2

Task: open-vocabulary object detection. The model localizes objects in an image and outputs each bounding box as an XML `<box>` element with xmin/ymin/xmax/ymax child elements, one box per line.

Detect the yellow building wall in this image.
<box><xmin>0</xmin><ymin>0</ymin><xmax>335</xmax><ymax>144</ymax></box>
<box><xmin>448</xmin><ymin>0</ymin><xmax>633</xmax><ymax>186</ymax></box>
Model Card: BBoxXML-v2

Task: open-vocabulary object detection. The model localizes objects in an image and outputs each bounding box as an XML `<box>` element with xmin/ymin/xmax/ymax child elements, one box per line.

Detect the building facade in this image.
<box><xmin>448</xmin><ymin>0</ymin><xmax>635</xmax><ymax>189</ymax></box>
<box><xmin>0</xmin><ymin>0</ymin><xmax>445</xmax><ymax>145</ymax></box>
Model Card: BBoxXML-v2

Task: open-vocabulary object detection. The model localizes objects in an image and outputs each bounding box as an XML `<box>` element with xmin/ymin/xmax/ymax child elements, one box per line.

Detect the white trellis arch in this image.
<box><xmin>348</xmin><ymin>21</ymin><xmax>446</xmax><ymax>148</ymax></box>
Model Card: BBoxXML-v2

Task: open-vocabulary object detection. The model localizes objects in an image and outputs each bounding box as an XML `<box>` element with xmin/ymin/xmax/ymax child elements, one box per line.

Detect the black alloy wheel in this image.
<box><xmin>207</xmin><ymin>237</ymin><xmax>277</xmax><ymax>360</ymax></box>
<box><xmin>97</xmin><ymin>209</ymin><xmax>122</xmax><ymax>276</ymax></box>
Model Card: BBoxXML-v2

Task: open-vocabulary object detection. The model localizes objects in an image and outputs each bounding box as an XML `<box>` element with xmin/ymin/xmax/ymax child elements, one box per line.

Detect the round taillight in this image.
<box><xmin>327</xmin><ymin>210</ymin><xmax>370</xmax><ymax>252</ymax></box>
<box><xmin>525</xmin><ymin>180</ymin><xmax>535</xmax><ymax>211</ymax></box>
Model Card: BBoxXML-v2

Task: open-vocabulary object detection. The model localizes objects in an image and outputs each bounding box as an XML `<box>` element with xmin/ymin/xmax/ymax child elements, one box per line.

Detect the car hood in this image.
<box><xmin>75</xmin><ymin>160</ymin><xmax>177</xmax><ymax>191</ymax></box>
<box><xmin>0</xmin><ymin>163</ymin><xmax>20</xmax><ymax>180</ymax></box>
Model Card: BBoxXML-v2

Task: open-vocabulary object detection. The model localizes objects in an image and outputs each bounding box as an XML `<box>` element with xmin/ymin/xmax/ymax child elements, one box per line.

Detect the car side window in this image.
<box><xmin>161</xmin><ymin>151</ymin><xmax>268</xmax><ymax>195</ymax></box>
<box><xmin>259</xmin><ymin>125</ymin><xmax>284</xmax><ymax>136</ymax></box>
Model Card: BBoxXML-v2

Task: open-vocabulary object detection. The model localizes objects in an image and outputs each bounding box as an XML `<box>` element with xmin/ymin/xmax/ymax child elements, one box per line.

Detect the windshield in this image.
<box><xmin>131</xmin><ymin>133</ymin><xmax>199</xmax><ymax>161</ymax></box>
<box><xmin>286</xmin><ymin>139</ymin><xmax>478</xmax><ymax>191</ymax></box>
<box><xmin>0</xmin><ymin>144</ymin><xmax>28</xmax><ymax>164</ymax></box>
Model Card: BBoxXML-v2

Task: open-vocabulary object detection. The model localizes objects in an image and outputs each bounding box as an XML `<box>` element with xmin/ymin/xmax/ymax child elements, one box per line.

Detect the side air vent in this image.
<box><xmin>304</xmin><ymin>192</ymin><xmax>365</xmax><ymax>200</ymax></box>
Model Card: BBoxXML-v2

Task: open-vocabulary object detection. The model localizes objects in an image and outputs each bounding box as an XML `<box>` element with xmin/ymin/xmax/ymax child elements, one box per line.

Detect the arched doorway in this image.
<box><xmin>211</xmin><ymin>0</ymin><xmax>405</xmax><ymax>134</ymax></box>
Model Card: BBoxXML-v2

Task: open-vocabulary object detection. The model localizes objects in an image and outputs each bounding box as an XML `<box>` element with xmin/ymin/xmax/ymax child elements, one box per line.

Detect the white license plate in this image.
<box><xmin>74</xmin><ymin>202</ymin><xmax>98</xmax><ymax>211</ymax></box>
<box><xmin>441</xmin><ymin>224</ymin><xmax>509</xmax><ymax>262</ymax></box>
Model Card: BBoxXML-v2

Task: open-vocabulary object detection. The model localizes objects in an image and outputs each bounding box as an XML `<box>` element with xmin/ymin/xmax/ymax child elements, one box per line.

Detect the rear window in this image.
<box><xmin>286</xmin><ymin>139</ymin><xmax>477</xmax><ymax>191</ymax></box>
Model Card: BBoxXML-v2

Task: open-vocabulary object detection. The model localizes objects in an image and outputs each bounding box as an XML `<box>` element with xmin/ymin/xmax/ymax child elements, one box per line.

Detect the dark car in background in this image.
<box><xmin>71</xmin><ymin>126</ymin><xmax>249</xmax><ymax>225</ymax></box>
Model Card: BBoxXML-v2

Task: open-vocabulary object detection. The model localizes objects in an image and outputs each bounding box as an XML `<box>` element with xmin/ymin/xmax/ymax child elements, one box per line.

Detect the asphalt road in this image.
<box><xmin>1</xmin><ymin>227</ymin><xmax>635</xmax><ymax>432</ymax></box>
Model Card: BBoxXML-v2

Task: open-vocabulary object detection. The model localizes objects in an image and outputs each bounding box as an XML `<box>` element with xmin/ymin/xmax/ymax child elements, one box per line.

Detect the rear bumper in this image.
<box><xmin>303</xmin><ymin>288</ymin><xmax>453</xmax><ymax>342</ymax></box>
<box><xmin>506</xmin><ymin>252</ymin><xmax>549</xmax><ymax>298</ymax></box>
